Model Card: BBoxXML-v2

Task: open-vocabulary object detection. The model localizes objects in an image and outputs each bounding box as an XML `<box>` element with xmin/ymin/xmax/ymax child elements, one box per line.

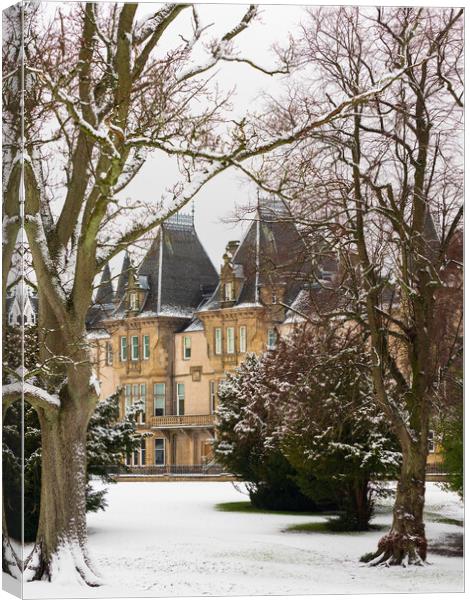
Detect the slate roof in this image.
<box><xmin>85</xmin><ymin>213</ymin><xmax>218</xmax><ymax>327</ymax></box>
<box><xmin>86</xmin><ymin>263</ymin><xmax>116</xmax><ymax>328</ymax></box>
<box><xmin>200</xmin><ymin>196</ymin><xmax>309</xmax><ymax>312</ymax></box>
<box><xmin>134</xmin><ymin>215</ymin><xmax>218</xmax><ymax>317</ymax></box>
<box><xmin>116</xmin><ymin>252</ymin><xmax>132</xmax><ymax>300</ymax></box>
<box><xmin>95</xmin><ymin>263</ymin><xmax>114</xmax><ymax>306</ymax></box>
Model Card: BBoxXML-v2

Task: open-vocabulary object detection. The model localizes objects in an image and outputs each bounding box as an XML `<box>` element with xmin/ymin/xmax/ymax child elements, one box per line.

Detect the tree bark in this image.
<box><xmin>22</xmin><ymin>299</ymin><xmax>100</xmax><ymax>585</ymax></box>
<box><xmin>351</xmin><ymin>479</ymin><xmax>371</xmax><ymax>532</ymax></box>
<box><xmin>24</xmin><ymin>394</ymin><xmax>100</xmax><ymax>585</ymax></box>
<box><xmin>2</xmin><ymin>399</ymin><xmax>22</xmax><ymax>578</ymax></box>
<box><xmin>364</xmin><ymin>442</ymin><xmax>427</xmax><ymax>566</ymax></box>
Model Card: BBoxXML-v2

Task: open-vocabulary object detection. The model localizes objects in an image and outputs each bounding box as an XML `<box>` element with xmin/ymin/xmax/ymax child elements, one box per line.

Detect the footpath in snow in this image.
<box><xmin>18</xmin><ymin>481</ymin><xmax>463</xmax><ymax>598</ymax></box>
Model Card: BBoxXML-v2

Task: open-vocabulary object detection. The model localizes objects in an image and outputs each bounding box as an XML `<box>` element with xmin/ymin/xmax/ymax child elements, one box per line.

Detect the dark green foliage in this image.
<box><xmin>280</xmin><ymin>327</ymin><xmax>400</xmax><ymax>531</ymax></box>
<box><xmin>438</xmin><ymin>401</ymin><xmax>463</xmax><ymax>499</ymax></box>
<box><xmin>248</xmin><ymin>454</ymin><xmax>321</xmax><ymax>512</ymax></box>
<box><xmin>2</xmin><ymin>401</ymin><xmax>42</xmax><ymax>541</ymax></box>
<box><xmin>2</xmin><ymin>324</ymin><xmax>142</xmax><ymax>541</ymax></box>
<box><xmin>215</xmin><ymin>325</ymin><xmax>400</xmax><ymax>529</ymax></box>
<box><xmin>215</xmin><ymin>354</ymin><xmax>323</xmax><ymax>512</ymax></box>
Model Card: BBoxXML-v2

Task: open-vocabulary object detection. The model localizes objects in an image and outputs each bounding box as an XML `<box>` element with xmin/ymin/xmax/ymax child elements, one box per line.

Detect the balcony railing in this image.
<box><xmin>146</xmin><ymin>414</ymin><xmax>216</xmax><ymax>429</ymax></box>
<box><xmin>102</xmin><ymin>464</ymin><xmax>228</xmax><ymax>476</ymax></box>
<box><xmin>425</xmin><ymin>462</ymin><xmax>447</xmax><ymax>475</ymax></box>
<box><xmin>131</xmin><ymin>464</ymin><xmax>225</xmax><ymax>475</ymax></box>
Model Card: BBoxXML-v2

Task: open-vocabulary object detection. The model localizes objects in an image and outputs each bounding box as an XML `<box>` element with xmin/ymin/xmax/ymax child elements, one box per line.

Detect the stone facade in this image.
<box><xmin>86</xmin><ymin>201</ymin><xmax>453</xmax><ymax>474</ymax></box>
<box><xmin>87</xmin><ymin>199</ymin><xmax>314</xmax><ymax>470</ymax></box>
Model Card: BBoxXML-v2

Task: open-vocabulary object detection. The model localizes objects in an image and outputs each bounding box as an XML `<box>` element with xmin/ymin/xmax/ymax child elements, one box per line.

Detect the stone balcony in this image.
<box><xmin>145</xmin><ymin>414</ymin><xmax>216</xmax><ymax>429</ymax></box>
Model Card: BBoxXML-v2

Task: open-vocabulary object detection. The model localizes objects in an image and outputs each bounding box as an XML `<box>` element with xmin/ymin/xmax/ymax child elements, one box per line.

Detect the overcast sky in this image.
<box><xmin>8</xmin><ymin>1</ymin><xmax>455</xmax><ymax>285</ymax></box>
<box><xmin>37</xmin><ymin>2</ymin><xmax>309</xmax><ymax>276</ymax></box>
<box><xmin>117</xmin><ymin>3</ymin><xmax>307</xmax><ymax>270</ymax></box>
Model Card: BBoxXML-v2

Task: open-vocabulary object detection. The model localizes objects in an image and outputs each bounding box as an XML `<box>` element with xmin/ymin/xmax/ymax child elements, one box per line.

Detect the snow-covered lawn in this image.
<box><xmin>20</xmin><ymin>481</ymin><xmax>463</xmax><ymax>598</ymax></box>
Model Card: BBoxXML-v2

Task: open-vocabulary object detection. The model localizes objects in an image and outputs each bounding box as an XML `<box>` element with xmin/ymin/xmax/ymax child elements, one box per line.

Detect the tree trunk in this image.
<box><xmin>24</xmin><ymin>398</ymin><xmax>101</xmax><ymax>586</ymax></box>
<box><xmin>365</xmin><ymin>443</ymin><xmax>427</xmax><ymax>566</ymax></box>
<box><xmin>2</xmin><ymin>398</ymin><xmax>21</xmax><ymax>578</ymax></box>
<box><xmin>352</xmin><ymin>479</ymin><xmax>371</xmax><ymax>531</ymax></box>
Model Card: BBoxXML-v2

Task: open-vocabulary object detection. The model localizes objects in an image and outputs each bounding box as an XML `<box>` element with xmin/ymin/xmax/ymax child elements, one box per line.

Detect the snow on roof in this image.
<box><xmin>183</xmin><ymin>318</ymin><xmax>204</xmax><ymax>332</ymax></box>
<box><xmin>86</xmin><ymin>329</ymin><xmax>111</xmax><ymax>340</ymax></box>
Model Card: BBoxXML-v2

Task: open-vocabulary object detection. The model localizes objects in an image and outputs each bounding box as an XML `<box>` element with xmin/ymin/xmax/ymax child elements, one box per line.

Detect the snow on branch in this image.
<box><xmin>96</xmin><ymin>160</ymin><xmax>226</xmax><ymax>268</ymax></box>
<box><xmin>3</xmin><ymin>382</ymin><xmax>61</xmax><ymax>412</ymax></box>
<box><xmin>98</xmin><ymin>61</ymin><xmax>429</xmax><ymax>270</ymax></box>
<box><xmin>134</xmin><ymin>3</ymin><xmax>189</xmax><ymax>46</ymax></box>
<box><xmin>129</xmin><ymin>59</ymin><xmax>432</xmax><ymax>169</ymax></box>
<box><xmin>233</xmin><ymin>58</ymin><xmax>435</xmax><ymax>160</ymax></box>
<box><xmin>175</xmin><ymin>5</ymin><xmax>262</xmax><ymax>83</ymax></box>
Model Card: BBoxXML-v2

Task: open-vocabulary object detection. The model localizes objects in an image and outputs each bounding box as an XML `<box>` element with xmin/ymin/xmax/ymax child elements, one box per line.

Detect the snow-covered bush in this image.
<box><xmin>215</xmin><ymin>324</ymin><xmax>401</xmax><ymax>527</ymax></box>
<box><xmin>277</xmin><ymin>326</ymin><xmax>401</xmax><ymax>530</ymax></box>
<box><xmin>215</xmin><ymin>354</ymin><xmax>325</xmax><ymax>512</ymax></box>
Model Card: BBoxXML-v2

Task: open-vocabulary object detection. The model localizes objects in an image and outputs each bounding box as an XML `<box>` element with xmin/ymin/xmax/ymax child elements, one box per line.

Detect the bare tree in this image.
<box><xmin>1</xmin><ymin>1</ymin><xmax>412</xmax><ymax>585</ymax></box>
<box><xmin>238</xmin><ymin>7</ymin><xmax>463</xmax><ymax>565</ymax></box>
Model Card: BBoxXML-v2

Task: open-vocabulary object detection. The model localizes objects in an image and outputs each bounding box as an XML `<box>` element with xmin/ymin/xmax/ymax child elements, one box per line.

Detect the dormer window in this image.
<box><xmin>129</xmin><ymin>292</ymin><xmax>139</xmax><ymax>311</ymax></box>
<box><xmin>183</xmin><ymin>336</ymin><xmax>191</xmax><ymax>360</ymax></box>
<box><xmin>224</xmin><ymin>281</ymin><xmax>234</xmax><ymax>301</ymax></box>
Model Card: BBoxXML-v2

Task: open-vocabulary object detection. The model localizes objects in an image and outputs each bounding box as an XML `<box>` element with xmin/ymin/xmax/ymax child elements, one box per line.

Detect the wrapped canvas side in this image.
<box><xmin>2</xmin><ymin>2</ymin><xmax>25</xmax><ymax>598</ymax></box>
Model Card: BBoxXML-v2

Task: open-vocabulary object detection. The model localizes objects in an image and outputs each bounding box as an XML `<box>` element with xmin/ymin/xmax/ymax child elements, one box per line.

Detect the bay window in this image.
<box><xmin>226</xmin><ymin>326</ymin><xmax>235</xmax><ymax>354</ymax></box>
<box><xmin>120</xmin><ymin>336</ymin><xmax>127</xmax><ymax>361</ymax></box>
<box><xmin>153</xmin><ymin>383</ymin><xmax>165</xmax><ymax>416</ymax></box>
<box><xmin>214</xmin><ymin>327</ymin><xmax>222</xmax><ymax>355</ymax></box>
<box><xmin>143</xmin><ymin>335</ymin><xmax>150</xmax><ymax>359</ymax></box>
<box><xmin>131</xmin><ymin>335</ymin><xmax>139</xmax><ymax>360</ymax></box>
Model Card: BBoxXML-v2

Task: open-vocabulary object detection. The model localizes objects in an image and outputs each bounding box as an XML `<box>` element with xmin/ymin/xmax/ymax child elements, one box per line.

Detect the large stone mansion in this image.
<box><xmin>86</xmin><ymin>197</ymin><xmax>333</xmax><ymax>472</ymax></box>
<box><xmin>5</xmin><ymin>197</ymin><xmax>446</xmax><ymax>475</ymax></box>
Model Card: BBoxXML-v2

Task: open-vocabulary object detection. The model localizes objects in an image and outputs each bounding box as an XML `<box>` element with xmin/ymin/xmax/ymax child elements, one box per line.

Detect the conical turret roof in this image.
<box><xmin>116</xmin><ymin>252</ymin><xmax>132</xmax><ymax>300</ymax></box>
<box><xmin>95</xmin><ymin>263</ymin><xmax>114</xmax><ymax>305</ymax></box>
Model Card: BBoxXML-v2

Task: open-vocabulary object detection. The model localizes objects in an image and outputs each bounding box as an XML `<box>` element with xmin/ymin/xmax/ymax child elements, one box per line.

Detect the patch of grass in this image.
<box><xmin>285</xmin><ymin>521</ymin><xmax>387</xmax><ymax>534</ymax></box>
<box><xmin>215</xmin><ymin>501</ymin><xmax>332</xmax><ymax>517</ymax></box>
<box><xmin>427</xmin><ymin>514</ymin><xmax>463</xmax><ymax>527</ymax></box>
<box><xmin>285</xmin><ymin>521</ymin><xmax>331</xmax><ymax>533</ymax></box>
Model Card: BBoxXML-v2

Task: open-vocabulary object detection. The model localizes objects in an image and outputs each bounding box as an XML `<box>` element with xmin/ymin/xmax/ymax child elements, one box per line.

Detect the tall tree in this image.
<box><xmin>1</xmin><ymin>2</ymin><xmax>409</xmax><ymax>585</ymax></box>
<box><xmin>240</xmin><ymin>7</ymin><xmax>463</xmax><ymax>565</ymax></box>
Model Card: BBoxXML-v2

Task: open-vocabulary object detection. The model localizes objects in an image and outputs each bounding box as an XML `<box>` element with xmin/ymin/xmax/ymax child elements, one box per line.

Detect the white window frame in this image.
<box><xmin>153</xmin><ymin>383</ymin><xmax>165</xmax><ymax>416</ymax></box>
<box><xmin>131</xmin><ymin>335</ymin><xmax>139</xmax><ymax>361</ymax></box>
<box><xmin>143</xmin><ymin>335</ymin><xmax>150</xmax><ymax>360</ymax></box>
<box><xmin>226</xmin><ymin>326</ymin><xmax>235</xmax><ymax>354</ymax></box>
<box><xmin>120</xmin><ymin>336</ymin><xmax>128</xmax><ymax>361</ymax></box>
<box><xmin>124</xmin><ymin>384</ymin><xmax>132</xmax><ymax>413</ymax></box>
<box><xmin>129</xmin><ymin>291</ymin><xmax>139</xmax><ymax>311</ymax></box>
<box><xmin>428</xmin><ymin>430</ymin><xmax>435</xmax><ymax>453</ymax></box>
<box><xmin>140</xmin><ymin>437</ymin><xmax>146</xmax><ymax>466</ymax></box>
<box><xmin>139</xmin><ymin>383</ymin><xmax>146</xmax><ymax>423</ymax></box>
<box><xmin>183</xmin><ymin>336</ymin><xmax>191</xmax><ymax>360</ymax></box>
<box><xmin>209</xmin><ymin>381</ymin><xmax>216</xmax><ymax>414</ymax></box>
<box><xmin>267</xmin><ymin>328</ymin><xmax>277</xmax><ymax>350</ymax></box>
<box><xmin>177</xmin><ymin>383</ymin><xmax>185</xmax><ymax>416</ymax></box>
<box><xmin>239</xmin><ymin>325</ymin><xmax>247</xmax><ymax>353</ymax></box>
<box><xmin>224</xmin><ymin>281</ymin><xmax>234</xmax><ymax>301</ymax></box>
<box><xmin>154</xmin><ymin>438</ymin><xmax>165</xmax><ymax>466</ymax></box>
<box><xmin>106</xmin><ymin>341</ymin><xmax>113</xmax><ymax>365</ymax></box>
<box><xmin>214</xmin><ymin>327</ymin><xmax>222</xmax><ymax>355</ymax></box>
